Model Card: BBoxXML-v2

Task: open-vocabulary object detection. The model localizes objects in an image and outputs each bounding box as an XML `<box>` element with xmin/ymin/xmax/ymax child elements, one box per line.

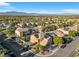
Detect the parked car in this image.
<box><xmin>7</xmin><ymin>51</ymin><xmax>16</xmax><ymax>57</ymax></box>
<box><xmin>62</xmin><ymin>36</ymin><xmax>74</xmax><ymax>44</ymax></box>
<box><xmin>21</xmin><ymin>50</ymin><xmax>35</xmax><ymax>57</ymax></box>
<box><xmin>67</xmin><ymin>38</ymin><xmax>74</xmax><ymax>44</ymax></box>
<box><xmin>60</xmin><ymin>44</ymin><xmax>66</xmax><ymax>49</ymax></box>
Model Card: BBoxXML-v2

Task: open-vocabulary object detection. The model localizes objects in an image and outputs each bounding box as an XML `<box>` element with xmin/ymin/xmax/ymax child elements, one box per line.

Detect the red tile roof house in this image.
<box><xmin>28</xmin><ymin>32</ymin><xmax>52</xmax><ymax>55</ymax></box>
<box><xmin>29</xmin><ymin>34</ymin><xmax>49</xmax><ymax>47</ymax></box>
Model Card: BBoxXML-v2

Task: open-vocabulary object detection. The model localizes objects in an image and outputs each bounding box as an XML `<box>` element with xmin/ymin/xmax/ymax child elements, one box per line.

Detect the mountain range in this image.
<box><xmin>0</xmin><ymin>11</ymin><xmax>41</xmax><ymax>16</ymax></box>
<box><xmin>0</xmin><ymin>11</ymin><xmax>79</xmax><ymax>16</ymax></box>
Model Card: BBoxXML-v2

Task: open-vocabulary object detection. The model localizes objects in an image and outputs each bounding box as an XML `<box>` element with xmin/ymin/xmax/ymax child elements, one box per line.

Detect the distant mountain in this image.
<box><xmin>0</xmin><ymin>11</ymin><xmax>79</xmax><ymax>16</ymax></box>
<box><xmin>0</xmin><ymin>11</ymin><xmax>41</xmax><ymax>16</ymax></box>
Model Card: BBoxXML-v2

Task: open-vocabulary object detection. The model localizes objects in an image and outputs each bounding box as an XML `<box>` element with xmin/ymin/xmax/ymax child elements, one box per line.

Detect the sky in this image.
<box><xmin>0</xmin><ymin>2</ymin><xmax>79</xmax><ymax>14</ymax></box>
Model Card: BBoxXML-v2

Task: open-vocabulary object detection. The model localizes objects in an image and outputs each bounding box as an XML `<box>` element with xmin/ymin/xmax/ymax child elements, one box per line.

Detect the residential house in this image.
<box><xmin>15</xmin><ymin>28</ymin><xmax>23</xmax><ymax>37</ymax></box>
<box><xmin>30</xmin><ymin>35</ymin><xmax>38</xmax><ymax>44</ymax></box>
<box><xmin>54</xmin><ymin>28</ymin><xmax>69</xmax><ymax>37</ymax></box>
<box><xmin>0</xmin><ymin>32</ymin><xmax>7</xmax><ymax>43</ymax></box>
<box><xmin>44</xmin><ymin>33</ymin><xmax>53</xmax><ymax>44</ymax></box>
<box><xmin>1</xmin><ymin>39</ymin><xmax>25</xmax><ymax>57</ymax></box>
<box><xmin>29</xmin><ymin>34</ymin><xmax>49</xmax><ymax>47</ymax></box>
<box><xmin>17</xmin><ymin>23</ymin><xmax>24</xmax><ymax>28</ymax></box>
<box><xmin>57</xmin><ymin>28</ymin><xmax>69</xmax><ymax>35</ymax></box>
<box><xmin>15</xmin><ymin>27</ymin><xmax>28</xmax><ymax>37</ymax></box>
<box><xmin>26</xmin><ymin>22</ymin><xmax>33</xmax><ymax>27</ymax></box>
<box><xmin>24</xmin><ymin>29</ymin><xmax>38</xmax><ymax>36</ymax></box>
<box><xmin>40</xmin><ymin>38</ymin><xmax>48</xmax><ymax>46</ymax></box>
<box><xmin>54</xmin><ymin>30</ymin><xmax>65</xmax><ymax>37</ymax></box>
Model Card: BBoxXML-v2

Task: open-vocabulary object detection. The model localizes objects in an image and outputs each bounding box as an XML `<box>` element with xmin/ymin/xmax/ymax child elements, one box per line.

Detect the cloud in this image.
<box><xmin>21</xmin><ymin>9</ymin><xmax>77</xmax><ymax>14</ymax></box>
<box><xmin>62</xmin><ymin>9</ymin><xmax>79</xmax><ymax>14</ymax></box>
<box><xmin>0</xmin><ymin>2</ymin><xmax>10</xmax><ymax>6</ymax></box>
<box><xmin>21</xmin><ymin>10</ymin><xmax>63</xmax><ymax>14</ymax></box>
<box><xmin>0</xmin><ymin>2</ymin><xmax>16</xmax><ymax>12</ymax></box>
<box><xmin>30</xmin><ymin>9</ymin><xmax>79</xmax><ymax>14</ymax></box>
<box><xmin>0</xmin><ymin>10</ymin><xmax>16</xmax><ymax>12</ymax></box>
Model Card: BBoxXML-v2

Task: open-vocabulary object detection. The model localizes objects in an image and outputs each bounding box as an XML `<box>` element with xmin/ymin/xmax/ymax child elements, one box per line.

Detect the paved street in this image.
<box><xmin>50</xmin><ymin>36</ymin><xmax>79</xmax><ymax>57</ymax></box>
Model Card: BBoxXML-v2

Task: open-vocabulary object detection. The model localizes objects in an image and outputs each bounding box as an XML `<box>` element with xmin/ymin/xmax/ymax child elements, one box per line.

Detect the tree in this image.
<box><xmin>53</xmin><ymin>36</ymin><xmax>64</xmax><ymax>46</ymax></box>
<box><xmin>0</xmin><ymin>50</ymin><xmax>5</xmax><ymax>57</ymax></box>
<box><xmin>23</xmin><ymin>44</ymin><xmax>29</xmax><ymax>51</ymax></box>
<box><xmin>68</xmin><ymin>30</ymin><xmax>77</xmax><ymax>37</ymax></box>
<box><xmin>11</xmin><ymin>21</ymin><xmax>18</xmax><ymax>27</ymax></box>
<box><xmin>2</xmin><ymin>28</ymin><xmax>13</xmax><ymax>37</ymax></box>
<box><xmin>36</xmin><ymin>44</ymin><xmax>45</xmax><ymax>53</ymax></box>
<box><xmin>62</xmin><ymin>36</ymin><xmax>70</xmax><ymax>44</ymax></box>
<box><xmin>0</xmin><ymin>49</ymin><xmax>8</xmax><ymax>57</ymax></box>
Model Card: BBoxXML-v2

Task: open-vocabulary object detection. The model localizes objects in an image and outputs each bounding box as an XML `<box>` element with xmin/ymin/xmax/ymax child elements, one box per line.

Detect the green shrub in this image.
<box><xmin>2</xmin><ymin>28</ymin><xmax>13</xmax><ymax>37</ymax></box>
<box><xmin>0</xmin><ymin>49</ymin><xmax>8</xmax><ymax>57</ymax></box>
<box><xmin>53</xmin><ymin>36</ymin><xmax>64</xmax><ymax>46</ymax></box>
<box><xmin>36</xmin><ymin>44</ymin><xmax>45</xmax><ymax>53</ymax></box>
<box><xmin>68</xmin><ymin>30</ymin><xmax>77</xmax><ymax>37</ymax></box>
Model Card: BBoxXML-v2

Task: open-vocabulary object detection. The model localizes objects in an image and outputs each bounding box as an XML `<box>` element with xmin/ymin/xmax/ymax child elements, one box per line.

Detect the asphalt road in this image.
<box><xmin>50</xmin><ymin>36</ymin><xmax>79</xmax><ymax>57</ymax></box>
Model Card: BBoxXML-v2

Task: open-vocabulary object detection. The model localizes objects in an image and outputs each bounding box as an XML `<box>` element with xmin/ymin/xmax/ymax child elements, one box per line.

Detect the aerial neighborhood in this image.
<box><xmin>0</xmin><ymin>15</ymin><xmax>79</xmax><ymax>57</ymax></box>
